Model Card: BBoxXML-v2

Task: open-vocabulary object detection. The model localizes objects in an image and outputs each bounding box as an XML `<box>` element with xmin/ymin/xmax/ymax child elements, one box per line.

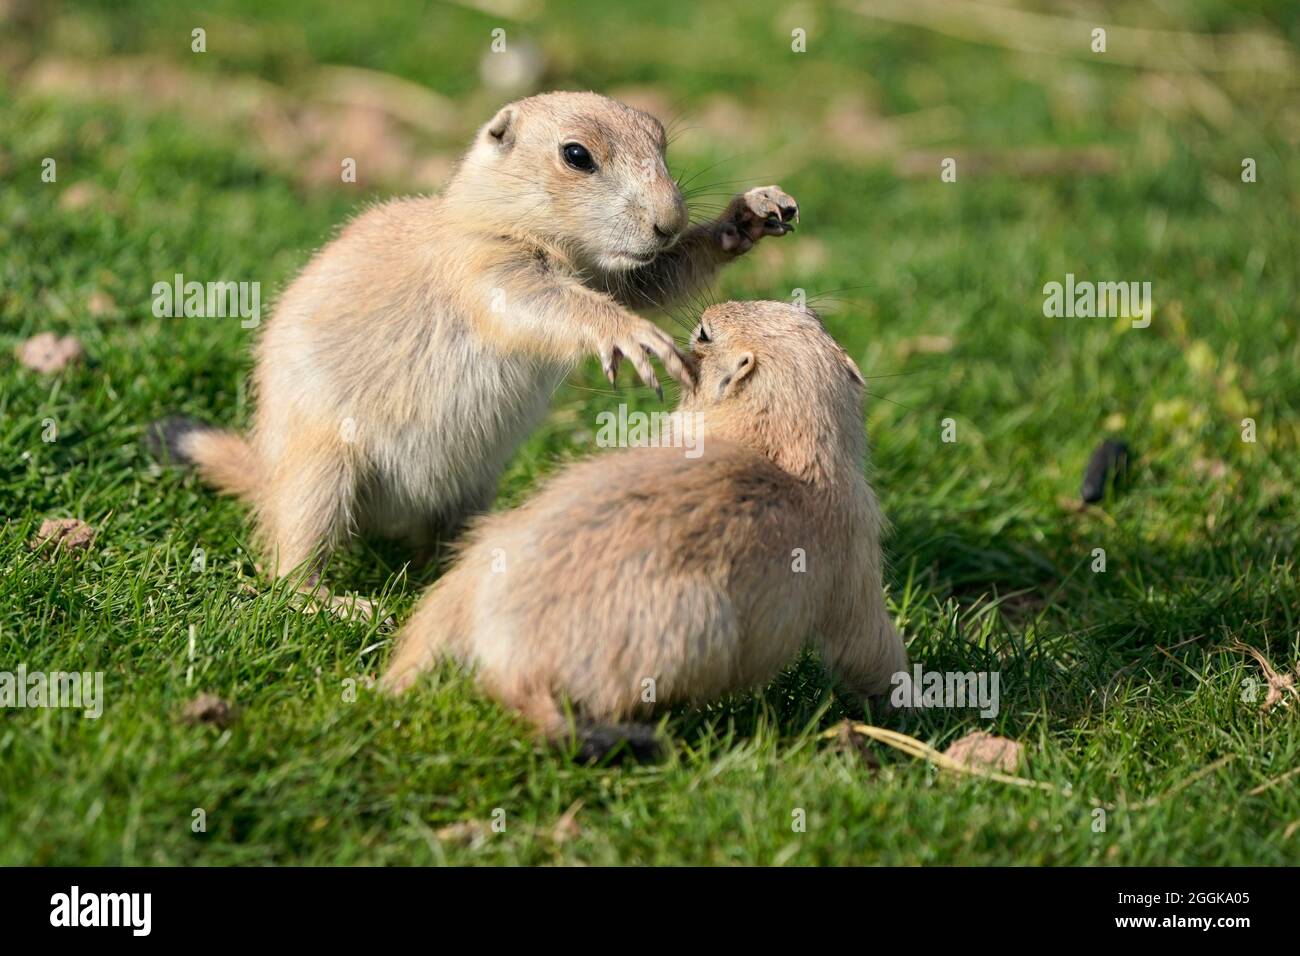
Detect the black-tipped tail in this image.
<box><xmin>144</xmin><ymin>415</ymin><xmax>211</xmax><ymax>466</ymax></box>
<box><xmin>575</xmin><ymin>723</ymin><xmax>664</xmax><ymax>765</ymax></box>
<box><xmin>143</xmin><ymin>417</ymin><xmax>259</xmax><ymax>499</ymax></box>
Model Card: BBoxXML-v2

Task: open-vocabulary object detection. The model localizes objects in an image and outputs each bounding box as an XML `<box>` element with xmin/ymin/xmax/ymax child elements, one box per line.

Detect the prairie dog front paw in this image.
<box><xmin>595</xmin><ymin>317</ymin><xmax>696</xmax><ymax>400</ymax></box>
<box><xmin>717</xmin><ymin>185</ymin><xmax>799</xmax><ymax>255</ymax></box>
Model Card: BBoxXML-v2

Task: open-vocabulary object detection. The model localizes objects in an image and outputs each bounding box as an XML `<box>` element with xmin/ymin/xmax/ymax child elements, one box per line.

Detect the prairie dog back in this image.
<box><xmin>383</xmin><ymin>300</ymin><xmax>907</xmax><ymax>757</ymax></box>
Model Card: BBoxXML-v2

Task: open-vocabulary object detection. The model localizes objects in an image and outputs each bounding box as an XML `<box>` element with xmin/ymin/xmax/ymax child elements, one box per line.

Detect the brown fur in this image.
<box><xmin>382</xmin><ymin>300</ymin><xmax>907</xmax><ymax>751</ymax></box>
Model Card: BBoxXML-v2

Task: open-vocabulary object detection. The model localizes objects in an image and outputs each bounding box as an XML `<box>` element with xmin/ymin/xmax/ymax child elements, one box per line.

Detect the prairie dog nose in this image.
<box><xmin>652</xmin><ymin>222</ymin><xmax>678</xmax><ymax>246</ymax></box>
<box><xmin>653</xmin><ymin>199</ymin><xmax>688</xmax><ymax>246</ymax></box>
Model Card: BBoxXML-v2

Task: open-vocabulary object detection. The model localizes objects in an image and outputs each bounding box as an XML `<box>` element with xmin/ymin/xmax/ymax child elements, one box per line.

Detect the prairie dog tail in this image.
<box><xmin>485</xmin><ymin>680</ymin><xmax>663</xmax><ymax>763</ymax></box>
<box><xmin>573</xmin><ymin>723</ymin><xmax>663</xmax><ymax>764</ymax></box>
<box><xmin>145</xmin><ymin>415</ymin><xmax>260</xmax><ymax>501</ymax></box>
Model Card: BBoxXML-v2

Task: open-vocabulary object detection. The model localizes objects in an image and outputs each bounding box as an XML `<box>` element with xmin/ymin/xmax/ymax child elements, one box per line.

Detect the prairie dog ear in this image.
<box><xmin>485</xmin><ymin>107</ymin><xmax>517</xmax><ymax>149</ymax></box>
<box><xmin>839</xmin><ymin>347</ymin><xmax>865</xmax><ymax>386</ymax></box>
<box><xmin>718</xmin><ymin>351</ymin><xmax>755</xmax><ymax>399</ymax></box>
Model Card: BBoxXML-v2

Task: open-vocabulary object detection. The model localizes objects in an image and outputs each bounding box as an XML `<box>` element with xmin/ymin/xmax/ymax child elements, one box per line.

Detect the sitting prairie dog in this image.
<box><xmin>147</xmin><ymin>91</ymin><xmax>799</xmax><ymax>614</ymax></box>
<box><xmin>382</xmin><ymin>300</ymin><xmax>907</xmax><ymax>761</ymax></box>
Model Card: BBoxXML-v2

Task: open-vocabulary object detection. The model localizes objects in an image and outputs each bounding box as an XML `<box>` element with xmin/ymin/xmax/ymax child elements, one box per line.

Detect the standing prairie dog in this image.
<box><xmin>383</xmin><ymin>300</ymin><xmax>907</xmax><ymax>761</ymax></box>
<box><xmin>147</xmin><ymin>91</ymin><xmax>799</xmax><ymax>615</ymax></box>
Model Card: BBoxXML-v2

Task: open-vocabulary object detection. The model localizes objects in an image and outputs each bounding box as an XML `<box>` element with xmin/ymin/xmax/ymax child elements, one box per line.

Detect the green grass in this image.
<box><xmin>2</xmin><ymin>0</ymin><xmax>1298</xmax><ymax>865</ymax></box>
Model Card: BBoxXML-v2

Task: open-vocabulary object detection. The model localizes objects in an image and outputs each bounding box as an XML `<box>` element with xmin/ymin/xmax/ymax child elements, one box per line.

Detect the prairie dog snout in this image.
<box><xmin>455</xmin><ymin>92</ymin><xmax>688</xmax><ymax>271</ymax></box>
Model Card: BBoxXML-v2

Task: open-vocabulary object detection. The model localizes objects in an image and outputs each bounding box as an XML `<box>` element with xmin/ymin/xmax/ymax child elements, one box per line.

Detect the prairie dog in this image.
<box><xmin>147</xmin><ymin>91</ymin><xmax>799</xmax><ymax>613</ymax></box>
<box><xmin>382</xmin><ymin>300</ymin><xmax>907</xmax><ymax>760</ymax></box>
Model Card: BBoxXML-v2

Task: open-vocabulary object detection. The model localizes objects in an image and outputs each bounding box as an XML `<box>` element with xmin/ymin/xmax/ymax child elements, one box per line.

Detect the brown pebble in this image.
<box><xmin>180</xmin><ymin>693</ymin><xmax>238</xmax><ymax>729</ymax></box>
<box><xmin>16</xmin><ymin>332</ymin><xmax>84</xmax><ymax>373</ymax></box>
<box><xmin>29</xmin><ymin>517</ymin><xmax>95</xmax><ymax>553</ymax></box>
<box><xmin>943</xmin><ymin>731</ymin><xmax>1023</xmax><ymax>774</ymax></box>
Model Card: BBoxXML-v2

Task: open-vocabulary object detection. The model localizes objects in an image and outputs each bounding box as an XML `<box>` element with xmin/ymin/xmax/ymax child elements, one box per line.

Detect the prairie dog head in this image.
<box><xmin>680</xmin><ymin>300</ymin><xmax>868</xmax><ymax>480</ymax></box>
<box><xmin>450</xmin><ymin>91</ymin><xmax>688</xmax><ymax>272</ymax></box>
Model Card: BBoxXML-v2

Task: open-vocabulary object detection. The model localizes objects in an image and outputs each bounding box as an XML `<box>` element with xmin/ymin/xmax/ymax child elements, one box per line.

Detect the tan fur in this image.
<box><xmin>179</xmin><ymin>428</ymin><xmax>259</xmax><ymax>499</ymax></box>
<box><xmin>183</xmin><ymin>92</ymin><xmax>799</xmax><ymax>608</ymax></box>
<box><xmin>382</xmin><ymin>300</ymin><xmax>908</xmax><ymax>744</ymax></box>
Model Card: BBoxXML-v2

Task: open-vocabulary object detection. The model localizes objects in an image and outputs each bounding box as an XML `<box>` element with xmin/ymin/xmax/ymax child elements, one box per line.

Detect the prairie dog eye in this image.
<box><xmin>695</xmin><ymin>324</ymin><xmax>711</xmax><ymax>343</ymax></box>
<box><xmin>562</xmin><ymin>143</ymin><xmax>596</xmax><ymax>172</ymax></box>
